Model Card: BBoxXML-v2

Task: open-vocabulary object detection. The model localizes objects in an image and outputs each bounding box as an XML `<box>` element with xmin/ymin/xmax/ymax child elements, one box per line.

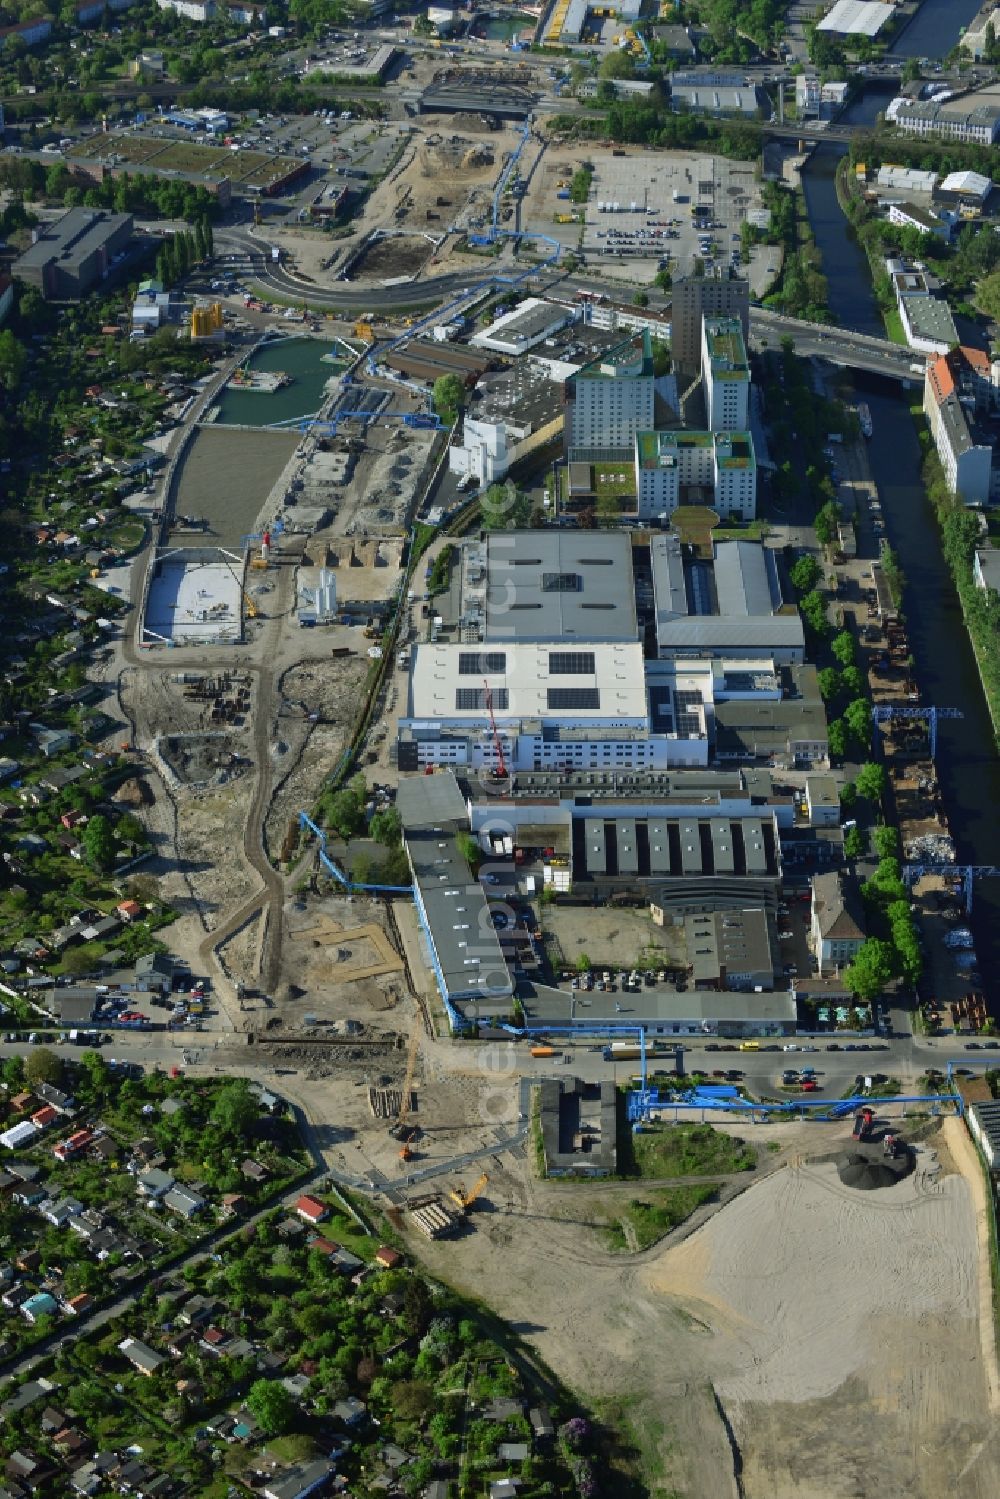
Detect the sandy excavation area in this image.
<box><xmin>406</xmin><ymin>1117</ymin><xmax>1000</xmax><ymax>1499</ymax></box>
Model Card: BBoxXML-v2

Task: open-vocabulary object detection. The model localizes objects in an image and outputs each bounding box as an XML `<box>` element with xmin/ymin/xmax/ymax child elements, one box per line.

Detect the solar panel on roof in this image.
<box><xmin>547</xmin><ymin>688</ymin><xmax>600</xmax><ymax>710</ymax></box>
<box><xmin>548</xmin><ymin>651</ymin><xmax>596</xmax><ymax>675</ymax></box>
<box><xmin>456</xmin><ymin>688</ymin><xmax>509</xmax><ymax>711</ymax></box>
<box><xmin>458</xmin><ymin>651</ymin><xmax>507</xmax><ymax>674</ymax></box>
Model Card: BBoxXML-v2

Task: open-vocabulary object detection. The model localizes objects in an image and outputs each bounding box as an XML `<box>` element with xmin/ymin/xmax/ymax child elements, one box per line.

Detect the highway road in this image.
<box><xmin>217</xmin><ymin>226</ymin><xmax>917</xmax><ymax>380</ymax></box>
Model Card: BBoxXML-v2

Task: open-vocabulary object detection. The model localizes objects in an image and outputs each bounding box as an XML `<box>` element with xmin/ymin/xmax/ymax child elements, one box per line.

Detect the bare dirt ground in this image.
<box><xmin>402</xmin><ymin>1115</ymin><xmax>1000</xmax><ymax>1499</ymax></box>
<box><xmin>541</xmin><ymin>905</ymin><xmax>687</xmax><ymax>971</ymax></box>
<box><xmin>263</xmin><ymin>653</ymin><xmax>370</xmax><ymax>862</ymax></box>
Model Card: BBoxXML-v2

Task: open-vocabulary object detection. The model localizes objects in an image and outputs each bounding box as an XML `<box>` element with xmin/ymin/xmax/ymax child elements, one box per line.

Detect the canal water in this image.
<box><xmin>799</xmin><ymin>54</ymin><xmax>1000</xmax><ymax>1002</ymax></box>
<box><xmin>213</xmin><ymin>336</ymin><xmax>345</xmax><ymax>428</ymax></box>
<box><xmin>890</xmin><ymin>0</ymin><xmax>984</xmax><ymax>57</ymax></box>
<box><xmin>172</xmin><ymin>427</ymin><xmax>299</xmax><ymax>551</ymax></box>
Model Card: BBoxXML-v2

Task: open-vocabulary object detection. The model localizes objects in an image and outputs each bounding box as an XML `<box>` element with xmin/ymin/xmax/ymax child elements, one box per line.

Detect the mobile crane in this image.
<box><xmin>448</xmin><ymin>1172</ymin><xmax>489</xmax><ymax>1214</ymax></box>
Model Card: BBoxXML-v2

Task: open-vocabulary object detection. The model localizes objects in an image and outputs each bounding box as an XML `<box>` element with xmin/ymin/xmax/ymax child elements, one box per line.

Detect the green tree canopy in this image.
<box><xmin>25</xmin><ymin>1046</ymin><xmax>63</xmax><ymax>1088</ymax></box>
<box><xmin>246</xmin><ymin>1379</ymin><xmax>295</xmax><ymax>1437</ymax></box>
<box><xmin>432</xmin><ymin>373</ymin><xmax>465</xmax><ymax>425</ymax></box>
<box><xmin>830</xmin><ymin>630</ymin><xmax>856</xmax><ymax>667</ymax></box>
<box><xmin>844</xmin><ymin>938</ymin><xmax>895</xmax><ymax>1003</ymax></box>
<box><xmin>82</xmin><ymin>813</ymin><xmax>116</xmax><ymax>872</ymax></box>
<box><xmin>369</xmin><ymin>808</ymin><xmax>402</xmax><ymax>847</ymax></box>
<box><xmin>855</xmin><ymin>761</ymin><xmax>887</xmax><ymax>802</ymax></box>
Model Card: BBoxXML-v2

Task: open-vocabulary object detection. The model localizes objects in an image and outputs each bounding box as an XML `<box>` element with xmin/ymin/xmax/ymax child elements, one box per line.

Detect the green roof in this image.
<box><xmin>704</xmin><ymin>317</ymin><xmax>749</xmax><ymax>380</ymax></box>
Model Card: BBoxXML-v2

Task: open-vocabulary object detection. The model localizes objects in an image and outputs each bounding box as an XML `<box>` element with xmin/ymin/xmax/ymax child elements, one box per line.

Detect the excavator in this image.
<box><xmin>447</xmin><ymin>1172</ymin><xmax>488</xmax><ymax>1215</ymax></box>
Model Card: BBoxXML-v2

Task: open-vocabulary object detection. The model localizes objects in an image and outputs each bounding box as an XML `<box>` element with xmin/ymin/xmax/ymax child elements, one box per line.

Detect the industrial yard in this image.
<box><xmin>407</xmin><ymin>1115</ymin><xmax>1000</xmax><ymax>1499</ymax></box>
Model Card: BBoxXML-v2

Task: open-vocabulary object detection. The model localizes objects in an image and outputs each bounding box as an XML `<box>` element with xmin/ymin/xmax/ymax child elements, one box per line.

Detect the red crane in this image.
<box><xmin>483</xmin><ymin>679</ymin><xmax>508</xmax><ymax>779</ymax></box>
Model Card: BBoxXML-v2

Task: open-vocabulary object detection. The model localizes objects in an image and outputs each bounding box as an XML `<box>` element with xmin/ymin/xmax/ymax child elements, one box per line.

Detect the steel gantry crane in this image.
<box><xmin>871</xmin><ymin>704</ymin><xmax>964</xmax><ymax>760</ymax></box>
<box><xmin>903</xmin><ymin>864</ymin><xmax>1000</xmax><ymax>915</ymax></box>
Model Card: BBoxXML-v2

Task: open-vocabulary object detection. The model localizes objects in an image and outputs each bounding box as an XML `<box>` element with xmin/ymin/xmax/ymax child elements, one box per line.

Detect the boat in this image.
<box><xmin>858</xmin><ymin>402</ymin><xmax>872</xmax><ymax>439</ymax></box>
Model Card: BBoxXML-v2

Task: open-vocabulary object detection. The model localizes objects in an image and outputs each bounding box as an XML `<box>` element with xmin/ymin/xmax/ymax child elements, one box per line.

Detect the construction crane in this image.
<box><xmin>448</xmin><ymin>1172</ymin><xmax>488</xmax><ymax>1213</ymax></box>
<box><xmin>390</xmin><ymin>1022</ymin><xmax>421</xmax><ymax>1144</ymax></box>
<box><xmin>483</xmin><ymin>680</ymin><xmax>508</xmax><ymax>780</ymax></box>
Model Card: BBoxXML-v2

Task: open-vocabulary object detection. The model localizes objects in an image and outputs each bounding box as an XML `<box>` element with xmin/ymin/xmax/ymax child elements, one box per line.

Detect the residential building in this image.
<box><xmin>923</xmin><ymin>348</ymin><xmax>994</xmax><ymax>505</ymax></box>
<box><xmin>892</xmin><ymin>93</ymin><xmax>1000</xmax><ymax>146</ymax></box>
<box><xmin>887</xmin><ymin>201</ymin><xmax>951</xmax><ymax>241</ymax></box>
<box><xmin>156</xmin><ymin>0</ymin><xmax>214</xmax><ymax>16</ymax></box>
<box><xmin>810</xmin><ymin>870</ymin><xmax>866</xmax><ymax>974</ymax></box>
<box><xmin>117</xmin><ymin>1338</ymin><xmax>165</xmax><ymax>1376</ymax></box>
<box><xmin>14</xmin><ymin>210</ymin><xmax>133</xmax><ymax>301</ymax></box>
<box><xmin>898</xmin><ymin>290</ymin><xmax>958</xmax><ymax>354</ymax></box>
<box><xmin>565</xmin><ymin>332</ymin><xmax>656</xmax><ymax>459</ymax></box>
<box><xmin>634</xmin><ymin>429</ymin><xmax>757</xmax><ymax>520</ymax></box>
<box><xmin>0</xmin><ymin>15</ymin><xmax>53</xmax><ymax>48</ymax></box>
<box><xmin>128</xmin><ymin>48</ymin><xmax>165</xmax><ymax>77</ymax></box>
<box><xmin>224</xmin><ymin>0</ymin><xmax>267</xmax><ymax>21</ymax></box>
<box><xmin>670</xmin><ymin>267</ymin><xmax>749</xmax><ymax>372</ymax></box>
<box><xmin>701</xmin><ymin>316</ymin><xmax>750</xmax><ymax>431</ymax></box>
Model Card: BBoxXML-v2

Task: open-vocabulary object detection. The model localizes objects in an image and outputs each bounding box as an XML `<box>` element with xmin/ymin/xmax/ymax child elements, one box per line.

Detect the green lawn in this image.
<box><xmin>623</xmin><ymin>1122</ymin><xmax>756</xmax><ymax>1180</ymax></box>
<box><xmin>882</xmin><ymin>306</ymin><xmax>907</xmax><ymax>347</ymax></box>
<box><xmin>604</xmin><ymin>1184</ymin><xmax>717</xmax><ymax>1250</ymax></box>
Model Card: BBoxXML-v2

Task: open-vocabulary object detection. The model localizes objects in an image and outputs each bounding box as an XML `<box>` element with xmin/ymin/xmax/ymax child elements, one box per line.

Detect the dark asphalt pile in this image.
<box><xmin>838</xmin><ymin>1150</ymin><xmax>912</xmax><ymax>1191</ymax></box>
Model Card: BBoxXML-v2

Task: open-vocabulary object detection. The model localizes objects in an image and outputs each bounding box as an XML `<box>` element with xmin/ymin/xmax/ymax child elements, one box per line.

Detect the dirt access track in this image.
<box><xmin>406</xmin><ymin>1115</ymin><xmax>1000</xmax><ymax>1499</ymax></box>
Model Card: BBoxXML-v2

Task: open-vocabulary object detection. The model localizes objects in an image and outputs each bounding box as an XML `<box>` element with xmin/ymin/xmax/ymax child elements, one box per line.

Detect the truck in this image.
<box><xmin>530</xmin><ymin>1045</ymin><xmax>555</xmax><ymax>1058</ymax></box>
<box><xmin>852</xmin><ymin>1106</ymin><xmax>875</xmax><ymax>1141</ymax></box>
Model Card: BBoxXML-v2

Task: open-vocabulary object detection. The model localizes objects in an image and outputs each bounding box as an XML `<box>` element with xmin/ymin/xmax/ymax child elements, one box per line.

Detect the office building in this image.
<box><xmin>565</xmin><ymin>331</ymin><xmax>655</xmax><ymax>459</ymax></box>
<box><xmin>14</xmin><ymin>209</ymin><xmax>133</xmax><ymax>300</ymax></box>
<box><xmin>701</xmin><ymin>316</ymin><xmax>750</xmax><ymax>431</ymax></box>
<box><xmin>810</xmin><ymin>871</ymin><xmax>866</xmax><ymax>975</ymax></box>
<box><xmin>670</xmin><ymin>267</ymin><xmax>749</xmax><ymax>372</ymax></box>
<box><xmin>634</xmin><ymin>429</ymin><xmax>757</xmax><ymax>520</ymax></box>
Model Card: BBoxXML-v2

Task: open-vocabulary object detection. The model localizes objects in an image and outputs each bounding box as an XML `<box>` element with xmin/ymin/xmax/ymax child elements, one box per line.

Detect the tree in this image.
<box><xmin>480</xmin><ymin>482</ymin><xmax>532</xmax><ymax>531</ymax></box>
<box><xmin>828</xmin><ymin>718</ymin><xmax>849</xmax><ymax>760</ymax></box>
<box><xmin>843</xmin><ymin>825</ymin><xmax>867</xmax><ymax>860</ymax></box>
<box><xmin>432</xmin><ymin>373</ymin><xmax>464</xmax><ymax>425</ymax></box>
<box><xmin>844</xmin><ymin>938</ymin><xmax>895</xmax><ymax>1002</ymax></box>
<box><xmin>632</xmin><ymin>291</ymin><xmax>649</xmax><ymax>307</ymax></box>
<box><xmin>78</xmin><ymin>1049</ymin><xmax>107</xmax><ymax>1095</ymax></box>
<box><xmin>369</xmin><ymin>808</ymin><xmax>402</xmax><ymax>847</ymax></box>
<box><xmin>246</xmin><ymin>1379</ymin><xmax>295</xmax><ymax>1437</ymax></box>
<box><xmin>325</xmin><ymin>787</ymin><xmax>365</xmax><ymax>842</ymax></box>
<box><xmin>872</xmin><ymin>824</ymin><xmax>899</xmax><ymax>859</ymax></box>
<box><xmin>25</xmin><ymin>1047</ymin><xmax>63</xmax><ymax>1088</ymax></box>
<box><xmin>840</xmin><ymin>665</ymin><xmax>865</xmax><ymax>699</ymax></box>
<box><xmin>390</xmin><ymin>1378</ymin><xmax>435</xmax><ymax>1423</ymax></box>
<box><xmin>855</xmin><ymin>761</ymin><xmax>887</xmax><ymax>802</ymax></box>
<box><xmin>817</xmin><ymin>666</ymin><xmax>841</xmax><ymax>701</ymax></box>
<box><xmin>210</xmin><ymin>1080</ymin><xmax>258</xmax><ymax>1142</ymax></box>
<box><xmin>814</xmin><ymin>499</ymin><xmax>840</xmax><ymax>547</ymax></box>
<box><xmin>0</xmin><ymin>331</ymin><xmax>27</xmax><ymax>392</ymax></box>
<box><xmin>830</xmin><ymin>630</ymin><xmax>855</xmax><ymax>667</ymax></box>
<box><xmin>403</xmin><ymin>1278</ymin><xmax>433</xmax><ymax>1335</ymax></box>
<box><xmin>599</xmin><ymin>49</ymin><xmax>635</xmax><ymax>80</ymax></box>
<box><xmin>840</xmin><ymin>780</ymin><xmax>857</xmax><ymax>809</ymax></box>
<box><xmin>82</xmin><ymin>813</ymin><xmax>116</xmax><ymax>872</ymax></box>
<box><xmin>844</xmin><ymin>697</ymin><xmax>872</xmax><ymax>749</ymax></box>
<box><xmin>790</xmin><ymin>554</ymin><xmax>821</xmax><ymax>594</ymax></box>
<box><xmin>576</xmin><ymin>952</ymin><xmax>592</xmax><ymax>972</ymax></box>
<box><xmin>456</xmin><ymin>831</ymin><xmax>480</xmax><ymax>870</ymax></box>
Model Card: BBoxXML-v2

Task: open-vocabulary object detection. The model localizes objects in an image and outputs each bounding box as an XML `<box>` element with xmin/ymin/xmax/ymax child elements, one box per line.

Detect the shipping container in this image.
<box><xmin>530</xmin><ymin>1045</ymin><xmax>555</xmax><ymax>1058</ymax></box>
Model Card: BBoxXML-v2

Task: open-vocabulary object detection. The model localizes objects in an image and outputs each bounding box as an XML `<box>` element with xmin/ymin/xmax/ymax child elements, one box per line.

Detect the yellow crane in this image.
<box><xmin>448</xmin><ymin>1172</ymin><xmax>488</xmax><ymax>1213</ymax></box>
<box><xmin>390</xmin><ymin>1022</ymin><xmax>421</xmax><ymax>1144</ymax></box>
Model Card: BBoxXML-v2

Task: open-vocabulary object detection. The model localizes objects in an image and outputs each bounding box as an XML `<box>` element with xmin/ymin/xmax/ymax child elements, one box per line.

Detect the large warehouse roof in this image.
<box><xmin>817</xmin><ymin>0</ymin><xmax>894</xmax><ymax>36</ymax></box>
<box><xmin>483</xmin><ymin>530</ymin><xmax>638</xmax><ymax>642</ymax></box>
<box><xmin>407</xmin><ymin>641</ymin><xmax>649</xmax><ymax>724</ymax></box>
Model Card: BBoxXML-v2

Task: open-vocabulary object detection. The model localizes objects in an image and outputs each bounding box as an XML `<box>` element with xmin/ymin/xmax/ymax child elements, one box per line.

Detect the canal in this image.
<box><xmin>890</xmin><ymin>0</ymin><xmax>984</xmax><ymax>58</ymax></box>
<box><xmin>799</xmin><ymin>43</ymin><xmax>1000</xmax><ymax>1003</ymax></box>
<box><xmin>212</xmin><ymin>336</ymin><xmax>346</xmax><ymax>428</ymax></box>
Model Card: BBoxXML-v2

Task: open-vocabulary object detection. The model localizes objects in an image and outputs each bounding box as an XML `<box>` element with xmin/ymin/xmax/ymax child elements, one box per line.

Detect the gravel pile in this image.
<box><xmin>838</xmin><ymin>1150</ymin><xmax>910</xmax><ymax>1191</ymax></box>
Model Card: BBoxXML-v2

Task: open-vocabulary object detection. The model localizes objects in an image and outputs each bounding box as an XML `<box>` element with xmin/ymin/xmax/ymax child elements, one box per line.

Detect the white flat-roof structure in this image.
<box><xmin>940</xmin><ymin>169</ymin><xmax>992</xmax><ymax>200</ymax></box>
<box><xmin>407</xmin><ymin>640</ymin><xmax>649</xmax><ymax>727</ymax></box>
<box><xmin>472</xmin><ymin>298</ymin><xmax>575</xmax><ymax>356</ymax></box>
<box><xmin>143</xmin><ymin>549</ymin><xmax>243</xmax><ymax>646</ymax></box>
<box><xmin>817</xmin><ymin>0</ymin><xmax>893</xmax><ymax>35</ymax></box>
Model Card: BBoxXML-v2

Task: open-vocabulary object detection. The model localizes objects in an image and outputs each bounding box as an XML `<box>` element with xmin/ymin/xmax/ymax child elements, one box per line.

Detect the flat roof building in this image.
<box><xmin>472</xmin><ymin>298</ymin><xmax>575</xmax><ymax>356</ymax></box>
<box><xmin>479</xmin><ymin>529</ymin><xmax>639</xmax><ymax>643</ymax></box>
<box><xmin>15</xmin><ymin>209</ymin><xmax>134</xmax><ymax>300</ymax></box>
<box><xmin>397</xmin><ymin>773</ymin><xmax>511</xmax><ymax>1023</ymax></box>
<box><xmin>670</xmin><ymin>267</ymin><xmax>749</xmax><ymax>373</ymax></box>
<box><xmin>817</xmin><ymin>0</ymin><xmax>894</xmax><ymax>36</ymax></box>
<box><xmin>685</xmin><ymin>907</ymin><xmax>780</xmax><ymax>990</ymax></box>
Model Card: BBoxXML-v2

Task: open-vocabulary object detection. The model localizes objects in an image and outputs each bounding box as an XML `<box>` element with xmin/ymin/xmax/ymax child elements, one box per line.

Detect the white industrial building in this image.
<box><xmin>650</xmin><ymin>535</ymin><xmax>805</xmax><ymax>662</ymax></box>
<box><xmin>472</xmin><ymin>298</ymin><xmax>576</xmax><ymax>357</ymax></box>
<box><xmin>816</xmin><ymin>0</ymin><xmax>894</xmax><ymax>37</ymax></box>
<box><xmin>565</xmin><ymin>332</ymin><xmax>656</xmax><ymax>458</ymax></box>
<box><xmin>939</xmin><ymin>169</ymin><xmax>992</xmax><ymax>203</ymax></box>
<box><xmin>634</xmin><ymin>429</ymin><xmax>757</xmax><ymax>521</ymax></box>
<box><xmin>891</xmin><ymin>94</ymin><xmax>1000</xmax><ymax>146</ymax></box>
<box><xmin>701</xmin><ymin>316</ymin><xmax>750</xmax><ymax>432</ymax></box>
<box><xmin>448</xmin><ymin>416</ymin><xmax>518</xmax><ymax>486</ymax></box>
<box><xmin>296</xmin><ymin>567</ymin><xmax>337</xmax><ymax>627</ymax></box>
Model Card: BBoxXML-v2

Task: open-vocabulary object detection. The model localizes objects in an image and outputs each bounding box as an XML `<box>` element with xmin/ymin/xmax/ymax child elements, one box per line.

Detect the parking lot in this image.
<box><xmin>522</xmin><ymin>145</ymin><xmax>767</xmax><ymax>285</ymax></box>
